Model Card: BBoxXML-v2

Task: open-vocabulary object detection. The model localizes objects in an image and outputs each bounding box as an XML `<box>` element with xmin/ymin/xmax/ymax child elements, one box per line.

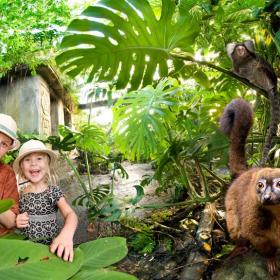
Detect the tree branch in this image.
<box><xmin>78</xmin><ymin>98</ymin><xmax>118</xmax><ymax>110</ymax></box>
<box><xmin>169</xmin><ymin>51</ymin><xmax>268</xmax><ymax>98</ymax></box>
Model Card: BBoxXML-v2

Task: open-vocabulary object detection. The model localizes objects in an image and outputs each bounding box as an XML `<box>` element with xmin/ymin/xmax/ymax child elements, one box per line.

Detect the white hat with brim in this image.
<box><xmin>0</xmin><ymin>114</ymin><xmax>20</xmax><ymax>150</ymax></box>
<box><xmin>13</xmin><ymin>140</ymin><xmax>57</xmax><ymax>174</ymax></box>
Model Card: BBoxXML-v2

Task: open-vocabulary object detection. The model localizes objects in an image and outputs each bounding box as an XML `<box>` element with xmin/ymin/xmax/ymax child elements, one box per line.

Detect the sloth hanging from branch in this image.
<box><xmin>226</xmin><ymin>40</ymin><xmax>279</xmax><ymax>166</ymax></box>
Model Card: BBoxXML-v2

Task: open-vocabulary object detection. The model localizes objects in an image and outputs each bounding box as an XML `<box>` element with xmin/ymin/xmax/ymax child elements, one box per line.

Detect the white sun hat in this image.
<box><xmin>0</xmin><ymin>113</ymin><xmax>20</xmax><ymax>150</ymax></box>
<box><xmin>13</xmin><ymin>140</ymin><xmax>57</xmax><ymax>174</ymax></box>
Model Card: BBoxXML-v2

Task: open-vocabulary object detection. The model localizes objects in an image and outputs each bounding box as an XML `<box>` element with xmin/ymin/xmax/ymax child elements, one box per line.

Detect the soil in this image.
<box><xmin>118</xmin><ymin>233</ymin><xmax>195</xmax><ymax>280</ymax></box>
<box><xmin>56</xmin><ymin>157</ymin><xmax>205</xmax><ymax>279</ymax></box>
<box><xmin>57</xmin><ymin>158</ymin><xmax>172</xmax><ymax>244</ymax></box>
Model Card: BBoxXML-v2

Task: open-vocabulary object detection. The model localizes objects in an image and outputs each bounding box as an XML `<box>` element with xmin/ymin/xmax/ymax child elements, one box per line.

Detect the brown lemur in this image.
<box><xmin>226</xmin><ymin>40</ymin><xmax>279</xmax><ymax>166</ymax></box>
<box><xmin>220</xmin><ymin>98</ymin><xmax>280</xmax><ymax>276</ymax></box>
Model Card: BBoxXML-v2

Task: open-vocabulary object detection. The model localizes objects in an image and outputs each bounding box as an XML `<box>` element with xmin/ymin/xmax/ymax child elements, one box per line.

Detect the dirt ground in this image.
<box><xmin>57</xmin><ymin>159</ymin><xmax>172</xmax><ymax>245</ymax></box>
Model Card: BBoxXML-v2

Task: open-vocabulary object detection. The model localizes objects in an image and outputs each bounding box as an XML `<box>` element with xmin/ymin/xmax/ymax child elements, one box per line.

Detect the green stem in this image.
<box><xmin>88</xmin><ymin>95</ymin><xmax>93</xmax><ymax>123</ymax></box>
<box><xmin>139</xmin><ymin>192</ymin><xmax>221</xmax><ymax>209</ymax></box>
<box><xmin>172</xmin><ymin>157</ymin><xmax>199</xmax><ymax>199</ymax></box>
<box><xmin>85</xmin><ymin>152</ymin><xmax>93</xmax><ymax>193</ymax></box>
<box><xmin>247</xmin><ymin>136</ymin><xmax>280</xmax><ymax>144</ymax></box>
<box><xmin>201</xmin><ymin>164</ymin><xmax>227</xmax><ymax>186</ymax></box>
<box><xmin>110</xmin><ymin>163</ymin><xmax>116</xmax><ymax>195</ymax></box>
<box><xmin>61</xmin><ymin>152</ymin><xmax>89</xmax><ymax>196</ymax></box>
<box><xmin>195</xmin><ymin>159</ymin><xmax>209</xmax><ymax>198</ymax></box>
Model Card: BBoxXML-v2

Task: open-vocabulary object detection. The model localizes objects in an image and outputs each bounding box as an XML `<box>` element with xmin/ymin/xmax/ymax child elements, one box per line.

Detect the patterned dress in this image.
<box><xmin>19</xmin><ymin>185</ymin><xmax>63</xmax><ymax>245</ymax></box>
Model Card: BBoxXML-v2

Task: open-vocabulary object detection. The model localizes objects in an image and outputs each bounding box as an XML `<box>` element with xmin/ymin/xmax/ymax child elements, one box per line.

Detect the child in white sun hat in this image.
<box><xmin>0</xmin><ymin>113</ymin><xmax>20</xmax><ymax>236</ymax></box>
<box><xmin>14</xmin><ymin>139</ymin><xmax>78</xmax><ymax>262</ymax></box>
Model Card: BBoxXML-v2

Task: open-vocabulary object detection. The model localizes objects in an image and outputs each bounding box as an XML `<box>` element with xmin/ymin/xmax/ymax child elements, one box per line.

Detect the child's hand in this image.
<box><xmin>16</xmin><ymin>212</ymin><xmax>29</xmax><ymax>228</ymax></box>
<box><xmin>50</xmin><ymin>234</ymin><xmax>74</xmax><ymax>262</ymax></box>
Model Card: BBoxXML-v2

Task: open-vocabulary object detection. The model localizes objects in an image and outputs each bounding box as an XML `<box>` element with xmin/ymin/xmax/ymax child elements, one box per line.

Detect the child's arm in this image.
<box><xmin>50</xmin><ymin>197</ymin><xmax>78</xmax><ymax>262</ymax></box>
<box><xmin>0</xmin><ymin>210</ymin><xmax>17</xmax><ymax>229</ymax></box>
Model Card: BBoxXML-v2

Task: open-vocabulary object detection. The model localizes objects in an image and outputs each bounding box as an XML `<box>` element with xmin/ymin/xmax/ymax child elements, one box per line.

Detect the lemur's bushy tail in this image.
<box><xmin>220</xmin><ymin>98</ymin><xmax>253</xmax><ymax>178</ymax></box>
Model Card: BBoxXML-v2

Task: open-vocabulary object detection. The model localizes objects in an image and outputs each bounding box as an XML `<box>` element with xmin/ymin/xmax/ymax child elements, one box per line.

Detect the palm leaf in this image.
<box><xmin>56</xmin><ymin>0</ymin><xmax>200</xmax><ymax>90</ymax></box>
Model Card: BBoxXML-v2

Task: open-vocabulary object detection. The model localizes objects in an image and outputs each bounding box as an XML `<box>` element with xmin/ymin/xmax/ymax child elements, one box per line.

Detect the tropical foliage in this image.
<box><xmin>56</xmin><ymin>0</ymin><xmax>280</xmax><ymax>91</ymax></box>
<box><xmin>112</xmin><ymin>78</ymin><xmax>181</xmax><ymax>160</ymax></box>
<box><xmin>47</xmin><ymin>124</ymin><xmax>136</xmax><ymax>222</ymax></box>
<box><xmin>56</xmin><ymin>0</ymin><xmax>200</xmax><ymax>89</ymax></box>
<box><xmin>0</xmin><ymin>237</ymin><xmax>136</xmax><ymax>280</ymax></box>
<box><xmin>56</xmin><ymin>0</ymin><xmax>280</xmax><ymax>206</ymax></box>
<box><xmin>0</xmin><ymin>0</ymin><xmax>71</xmax><ymax>76</ymax></box>
<box><xmin>1</xmin><ymin>0</ymin><xmax>280</xmax><ymax>277</ymax></box>
<box><xmin>0</xmin><ymin>199</ymin><xmax>14</xmax><ymax>213</ymax></box>
<box><xmin>0</xmin><ymin>239</ymin><xmax>83</xmax><ymax>279</ymax></box>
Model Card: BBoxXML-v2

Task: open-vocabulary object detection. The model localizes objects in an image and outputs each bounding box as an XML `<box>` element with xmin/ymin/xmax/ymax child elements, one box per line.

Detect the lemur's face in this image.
<box><xmin>256</xmin><ymin>176</ymin><xmax>280</xmax><ymax>205</ymax></box>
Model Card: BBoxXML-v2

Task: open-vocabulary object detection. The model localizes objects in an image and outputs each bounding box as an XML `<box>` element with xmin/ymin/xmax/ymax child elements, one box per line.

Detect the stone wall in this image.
<box><xmin>39</xmin><ymin>77</ymin><xmax>52</xmax><ymax>135</ymax></box>
<box><xmin>0</xmin><ymin>76</ymin><xmax>41</xmax><ymax>134</ymax></box>
<box><xmin>0</xmin><ymin>75</ymin><xmax>66</xmax><ymax>136</ymax></box>
<box><xmin>51</xmin><ymin>98</ymin><xmax>65</xmax><ymax>135</ymax></box>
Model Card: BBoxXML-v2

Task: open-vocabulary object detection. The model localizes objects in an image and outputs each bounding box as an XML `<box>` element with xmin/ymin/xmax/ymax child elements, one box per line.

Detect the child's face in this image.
<box><xmin>20</xmin><ymin>152</ymin><xmax>50</xmax><ymax>185</ymax></box>
<box><xmin>0</xmin><ymin>132</ymin><xmax>13</xmax><ymax>158</ymax></box>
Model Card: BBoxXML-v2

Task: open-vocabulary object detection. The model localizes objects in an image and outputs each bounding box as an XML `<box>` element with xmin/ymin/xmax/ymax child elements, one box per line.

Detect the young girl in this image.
<box><xmin>14</xmin><ymin>140</ymin><xmax>78</xmax><ymax>262</ymax></box>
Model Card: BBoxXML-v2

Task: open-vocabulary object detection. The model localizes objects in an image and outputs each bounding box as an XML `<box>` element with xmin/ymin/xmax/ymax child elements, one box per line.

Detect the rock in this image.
<box><xmin>212</xmin><ymin>250</ymin><xmax>274</xmax><ymax>280</ymax></box>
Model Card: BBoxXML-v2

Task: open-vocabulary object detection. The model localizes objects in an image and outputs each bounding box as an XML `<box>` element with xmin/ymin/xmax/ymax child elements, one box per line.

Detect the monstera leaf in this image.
<box><xmin>112</xmin><ymin>78</ymin><xmax>180</xmax><ymax>160</ymax></box>
<box><xmin>56</xmin><ymin>0</ymin><xmax>200</xmax><ymax>90</ymax></box>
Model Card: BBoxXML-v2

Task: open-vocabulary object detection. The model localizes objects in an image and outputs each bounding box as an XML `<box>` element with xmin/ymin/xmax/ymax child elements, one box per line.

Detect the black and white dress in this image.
<box><xmin>19</xmin><ymin>185</ymin><xmax>64</xmax><ymax>245</ymax></box>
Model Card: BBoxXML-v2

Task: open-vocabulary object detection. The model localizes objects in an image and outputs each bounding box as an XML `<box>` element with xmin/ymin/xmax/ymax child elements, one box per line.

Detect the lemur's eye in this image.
<box><xmin>257</xmin><ymin>182</ymin><xmax>264</xmax><ymax>189</ymax></box>
<box><xmin>276</xmin><ymin>181</ymin><xmax>280</xmax><ymax>188</ymax></box>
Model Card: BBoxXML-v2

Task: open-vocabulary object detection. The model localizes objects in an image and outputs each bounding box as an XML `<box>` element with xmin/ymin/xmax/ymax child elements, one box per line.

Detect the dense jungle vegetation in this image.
<box><xmin>1</xmin><ymin>0</ymin><xmax>280</xmax><ymax>279</ymax></box>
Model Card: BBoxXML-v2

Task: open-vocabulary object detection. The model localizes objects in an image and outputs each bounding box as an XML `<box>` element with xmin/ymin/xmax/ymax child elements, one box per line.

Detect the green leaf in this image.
<box><xmin>112</xmin><ymin>78</ymin><xmax>180</xmax><ymax>160</ymax></box>
<box><xmin>193</xmin><ymin>70</ymin><xmax>211</xmax><ymax>89</ymax></box>
<box><xmin>131</xmin><ymin>185</ymin><xmax>144</xmax><ymax>205</ymax></box>
<box><xmin>51</xmin><ymin>124</ymin><xmax>109</xmax><ymax>155</ymax></box>
<box><xmin>274</xmin><ymin>31</ymin><xmax>280</xmax><ymax>53</ymax></box>
<box><xmin>0</xmin><ymin>232</ymin><xmax>25</xmax><ymax>240</ymax></box>
<box><xmin>70</xmin><ymin>268</ymin><xmax>137</xmax><ymax>280</ymax></box>
<box><xmin>79</xmin><ymin>237</ymin><xmax>128</xmax><ymax>270</ymax></box>
<box><xmin>131</xmin><ymin>233</ymin><xmax>156</xmax><ymax>254</ymax></box>
<box><xmin>0</xmin><ymin>0</ymin><xmax>71</xmax><ymax>76</ymax></box>
<box><xmin>100</xmin><ymin>208</ymin><xmax>122</xmax><ymax>222</ymax></box>
<box><xmin>76</xmin><ymin>124</ymin><xmax>109</xmax><ymax>154</ymax></box>
<box><xmin>0</xmin><ymin>239</ymin><xmax>83</xmax><ymax>280</ymax></box>
<box><xmin>72</xmin><ymin>184</ymin><xmax>111</xmax><ymax>208</ymax></box>
<box><xmin>56</xmin><ymin>0</ymin><xmax>200</xmax><ymax>90</ymax></box>
<box><xmin>215</xmin><ymin>244</ymin><xmax>235</xmax><ymax>259</ymax></box>
<box><xmin>0</xmin><ymin>199</ymin><xmax>14</xmax><ymax>213</ymax></box>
